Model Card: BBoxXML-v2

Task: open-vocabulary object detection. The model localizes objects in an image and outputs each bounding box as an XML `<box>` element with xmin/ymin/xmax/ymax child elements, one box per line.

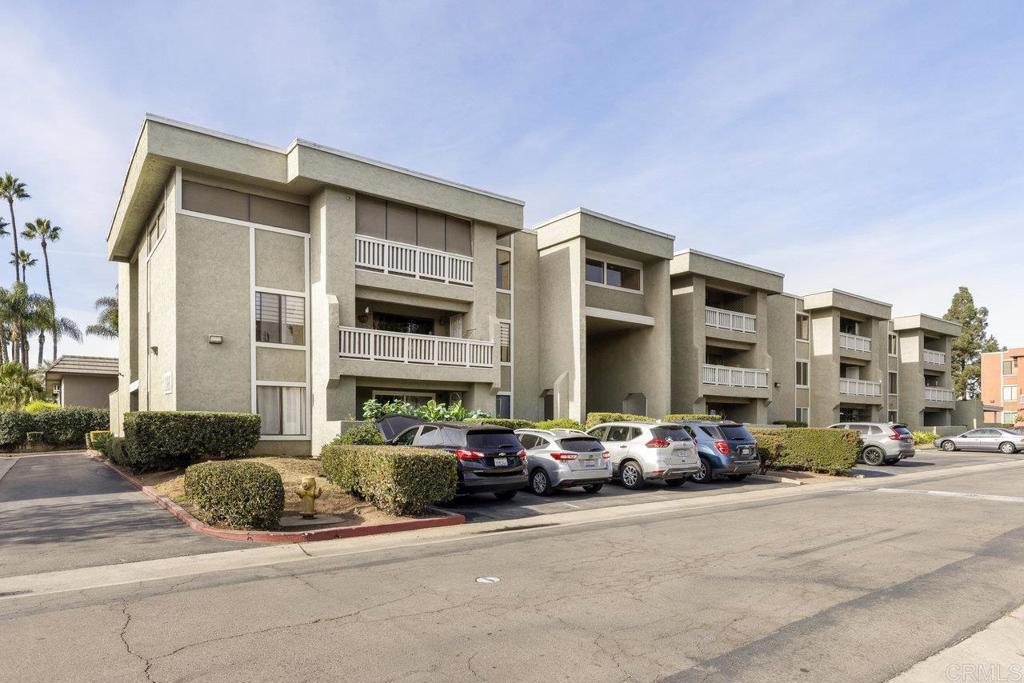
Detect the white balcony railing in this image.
<box><xmin>338</xmin><ymin>327</ymin><xmax>493</xmax><ymax>368</ymax></box>
<box><xmin>705</xmin><ymin>306</ymin><xmax>756</xmax><ymax>334</ymax></box>
<box><xmin>924</xmin><ymin>387</ymin><xmax>955</xmax><ymax>402</ymax></box>
<box><xmin>701</xmin><ymin>364</ymin><xmax>769</xmax><ymax>389</ymax></box>
<box><xmin>354</xmin><ymin>235</ymin><xmax>473</xmax><ymax>286</ymax></box>
<box><xmin>839</xmin><ymin>378</ymin><xmax>882</xmax><ymax>397</ymax></box>
<box><xmin>839</xmin><ymin>332</ymin><xmax>872</xmax><ymax>353</ymax></box>
<box><xmin>923</xmin><ymin>349</ymin><xmax>946</xmax><ymax>365</ymax></box>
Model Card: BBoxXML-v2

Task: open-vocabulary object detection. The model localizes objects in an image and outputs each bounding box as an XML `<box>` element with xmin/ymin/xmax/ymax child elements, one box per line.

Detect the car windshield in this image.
<box><xmin>652</xmin><ymin>426</ymin><xmax>692</xmax><ymax>442</ymax></box>
<box><xmin>892</xmin><ymin>426</ymin><xmax>913</xmax><ymax>436</ymax></box>
<box><xmin>558</xmin><ymin>437</ymin><xmax>605</xmax><ymax>453</ymax></box>
<box><xmin>718</xmin><ymin>424</ymin><xmax>753</xmax><ymax>440</ymax></box>
<box><xmin>466</xmin><ymin>430</ymin><xmax>523</xmax><ymax>450</ymax></box>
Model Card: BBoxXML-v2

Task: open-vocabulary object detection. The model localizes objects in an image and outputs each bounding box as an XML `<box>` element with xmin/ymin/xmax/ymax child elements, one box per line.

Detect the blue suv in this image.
<box><xmin>674</xmin><ymin>421</ymin><xmax>759</xmax><ymax>484</ymax></box>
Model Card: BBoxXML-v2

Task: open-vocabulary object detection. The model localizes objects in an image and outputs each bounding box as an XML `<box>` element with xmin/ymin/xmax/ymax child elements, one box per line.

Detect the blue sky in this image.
<box><xmin>4</xmin><ymin>0</ymin><xmax>1023</xmax><ymax>358</ymax></box>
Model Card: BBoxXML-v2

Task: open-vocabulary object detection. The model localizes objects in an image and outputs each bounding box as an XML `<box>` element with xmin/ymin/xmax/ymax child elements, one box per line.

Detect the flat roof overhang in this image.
<box><xmin>670</xmin><ymin>249</ymin><xmax>784</xmax><ymax>294</ymax></box>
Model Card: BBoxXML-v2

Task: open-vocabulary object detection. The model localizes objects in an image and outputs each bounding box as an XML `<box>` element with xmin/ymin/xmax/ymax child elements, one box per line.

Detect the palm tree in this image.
<box><xmin>21</xmin><ymin>219</ymin><xmax>62</xmax><ymax>357</ymax></box>
<box><xmin>87</xmin><ymin>290</ymin><xmax>118</xmax><ymax>338</ymax></box>
<box><xmin>0</xmin><ymin>174</ymin><xmax>29</xmax><ymax>283</ymax></box>
<box><xmin>0</xmin><ymin>282</ymin><xmax>48</xmax><ymax>369</ymax></box>
<box><xmin>9</xmin><ymin>250</ymin><xmax>35</xmax><ymax>281</ymax></box>
<box><xmin>0</xmin><ymin>361</ymin><xmax>43</xmax><ymax>409</ymax></box>
<box><xmin>33</xmin><ymin>299</ymin><xmax>81</xmax><ymax>364</ymax></box>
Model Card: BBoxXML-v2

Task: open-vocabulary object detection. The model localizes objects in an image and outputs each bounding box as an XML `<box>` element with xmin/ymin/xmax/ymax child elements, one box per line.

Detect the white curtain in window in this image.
<box><xmin>257</xmin><ymin>386</ymin><xmax>281</xmax><ymax>435</ymax></box>
<box><xmin>282</xmin><ymin>387</ymin><xmax>305</xmax><ymax>435</ymax></box>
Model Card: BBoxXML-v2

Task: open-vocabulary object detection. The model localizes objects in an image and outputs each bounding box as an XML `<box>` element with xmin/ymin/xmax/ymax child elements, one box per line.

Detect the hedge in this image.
<box><xmin>533</xmin><ymin>418</ymin><xmax>585</xmax><ymax>431</ymax></box>
<box><xmin>663</xmin><ymin>413</ymin><xmax>722</xmax><ymax>422</ymax></box>
<box><xmin>321</xmin><ymin>444</ymin><xmax>457</xmax><ymax>515</ymax></box>
<box><xmin>584</xmin><ymin>412</ymin><xmax>655</xmax><ymax>428</ymax></box>
<box><xmin>333</xmin><ymin>422</ymin><xmax>385</xmax><ymax>446</ymax></box>
<box><xmin>87</xmin><ymin>430</ymin><xmax>112</xmax><ymax>452</ymax></box>
<box><xmin>772</xmin><ymin>420</ymin><xmax>808</xmax><ymax>428</ymax></box>
<box><xmin>117</xmin><ymin>411</ymin><xmax>262</xmax><ymax>472</ymax></box>
<box><xmin>913</xmin><ymin>431</ymin><xmax>938</xmax><ymax>445</ymax></box>
<box><xmin>464</xmin><ymin>418</ymin><xmax>536</xmax><ymax>429</ymax></box>
<box><xmin>184</xmin><ymin>461</ymin><xmax>284</xmax><ymax>530</ymax></box>
<box><xmin>0</xmin><ymin>407</ymin><xmax>108</xmax><ymax>449</ymax></box>
<box><xmin>749</xmin><ymin>427</ymin><xmax>860</xmax><ymax>474</ymax></box>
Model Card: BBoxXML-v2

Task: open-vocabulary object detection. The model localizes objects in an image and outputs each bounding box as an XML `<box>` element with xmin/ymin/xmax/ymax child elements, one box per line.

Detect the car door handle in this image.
<box><xmin>619</xmin><ymin>445</ymin><xmax>628</xmax><ymax>449</ymax></box>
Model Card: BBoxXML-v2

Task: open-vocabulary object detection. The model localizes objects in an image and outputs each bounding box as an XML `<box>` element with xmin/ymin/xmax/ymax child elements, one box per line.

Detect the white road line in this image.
<box><xmin>874</xmin><ymin>488</ymin><xmax>1024</xmax><ymax>504</ymax></box>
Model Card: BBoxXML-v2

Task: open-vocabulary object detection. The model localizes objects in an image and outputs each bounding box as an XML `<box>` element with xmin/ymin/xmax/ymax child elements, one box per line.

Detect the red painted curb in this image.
<box><xmin>88</xmin><ymin>451</ymin><xmax>465</xmax><ymax>543</ymax></box>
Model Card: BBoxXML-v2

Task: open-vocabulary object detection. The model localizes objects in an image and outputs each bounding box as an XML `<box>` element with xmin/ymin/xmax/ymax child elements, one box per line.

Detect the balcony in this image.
<box><xmin>923</xmin><ymin>349</ymin><xmax>946</xmax><ymax>365</ymax></box>
<box><xmin>705</xmin><ymin>306</ymin><xmax>756</xmax><ymax>334</ymax></box>
<box><xmin>924</xmin><ymin>387</ymin><xmax>955</xmax><ymax>403</ymax></box>
<box><xmin>701</xmin><ymin>364</ymin><xmax>769</xmax><ymax>389</ymax></box>
<box><xmin>338</xmin><ymin>327</ymin><xmax>493</xmax><ymax>367</ymax></box>
<box><xmin>839</xmin><ymin>333</ymin><xmax>871</xmax><ymax>353</ymax></box>
<box><xmin>354</xmin><ymin>235</ymin><xmax>473</xmax><ymax>286</ymax></box>
<box><xmin>839</xmin><ymin>378</ymin><xmax>882</xmax><ymax>397</ymax></box>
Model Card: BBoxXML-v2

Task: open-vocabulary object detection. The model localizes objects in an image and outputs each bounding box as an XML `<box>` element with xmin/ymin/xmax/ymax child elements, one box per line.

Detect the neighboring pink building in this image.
<box><xmin>981</xmin><ymin>347</ymin><xmax>1024</xmax><ymax>425</ymax></box>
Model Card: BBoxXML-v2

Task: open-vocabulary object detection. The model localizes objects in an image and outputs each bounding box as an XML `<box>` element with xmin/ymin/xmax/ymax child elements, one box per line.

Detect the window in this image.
<box><xmin>796</xmin><ymin>314</ymin><xmax>809</xmax><ymax>341</ymax></box>
<box><xmin>495</xmin><ymin>394</ymin><xmax>511</xmax><ymax>419</ymax></box>
<box><xmin>417</xmin><ymin>426</ymin><xmax>442</xmax><ymax>447</ymax></box>
<box><xmin>606</xmin><ymin>426</ymin><xmax>633</xmax><ymax>442</ymax></box>
<box><xmin>1004</xmin><ymin>359</ymin><xmax>1017</xmax><ymax>375</ymax></box>
<box><xmin>393</xmin><ymin>427</ymin><xmax>418</xmax><ymax>446</ymax></box>
<box><xmin>256</xmin><ymin>292</ymin><xmax>305</xmax><ymax>345</ymax></box>
<box><xmin>584</xmin><ymin>257</ymin><xmax>641</xmax><ymax>291</ymax></box>
<box><xmin>796</xmin><ymin>407</ymin><xmax>809</xmax><ymax>424</ymax></box>
<box><xmin>889</xmin><ymin>372</ymin><xmax>898</xmax><ymax>395</ymax></box>
<box><xmin>256</xmin><ymin>386</ymin><xmax>306</xmax><ymax>436</ymax></box>
<box><xmin>499</xmin><ymin>322</ymin><xmax>511</xmax><ymax>363</ymax></box>
<box><xmin>888</xmin><ymin>411</ymin><xmax>898</xmax><ymax>423</ymax></box>
<box><xmin>796</xmin><ymin>361</ymin><xmax>809</xmax><ymax>387</ymax></box>
<box><xmin>888</xmin><ymin>334</ymin><xmax>898</xmax><ymax>356</ymax></box>
<box><xmin>1004</xmin><ymin>386</ymin><xmax>1018</xmax><ymax>401</ymax></box>
<box><xmin>354</xmin><ymin>194</ymin><xmax>471</xmax><ymax>255</ymax></box>
<box><xmin>182</xmin><ymin>180</ymin><xmax>309</xmax><ymax>232</ymax></box>
<box><xmin>518</xmin><ymin>434</ymin><xmax>538</xmax><ymax>449</ymax></box>
<box><xmin>496</xmin><ymin>249</ymin><xmax>511</xmax><ymax>290</ymax></box>
<box><xmin>1004</xmin><ymin>411</ymin><xmax>1019</xmax><ymax>424</ymax></box>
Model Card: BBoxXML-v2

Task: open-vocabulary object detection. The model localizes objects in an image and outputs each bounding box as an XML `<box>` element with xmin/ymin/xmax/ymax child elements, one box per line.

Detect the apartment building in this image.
<box><xmin>981</xmin><ymin>347</ymin><xmax>1024</xmax><ymax>425</ymax></box>
<box><xmin>892</xmin><ymin>314</ymin><xmax>960</xmax><ymax>427</ymax></box>
<box><xmin>766</xmin><ymin>293</ymin><xmax>811</xmax><ymax>425</ymax></box>
<box><xmin>670</xmin><ymin>250</ymin><xmax>782</xmax><ymax>423</ymax></box>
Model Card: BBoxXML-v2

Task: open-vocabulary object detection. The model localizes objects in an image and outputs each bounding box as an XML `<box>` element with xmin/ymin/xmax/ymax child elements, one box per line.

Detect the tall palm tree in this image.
<box><xmin>33</xmin><ymin>299</ymin><xmax>81</xmax><ymax>364</ymax></box>
<box><xmin>0</xmin><ymin>283</ymin><xmax>48</xmax><ymax>369</ymax></box>
<box><xmin>21</xmin><ymin>219</ymin><xmax>62</xmax><ymax>357</ymax></box>
<box><xmin>0</xmin><ymin>174</ymin><xmax>29</xmax><ymax>283</ymax></box>
<box><xmin>9</xmin><ymin>250</ymin><xmax>35</xmax><ymax>282</ymax></box>
<box><xmin>87</xmin><ymin>290</ymin><xmax>118</xmax><ymax>338</ymax></box>
<box><xmin>0</xmin><ymin>361</ymin><xmax>43</xmax><ymax>408</ymax></box>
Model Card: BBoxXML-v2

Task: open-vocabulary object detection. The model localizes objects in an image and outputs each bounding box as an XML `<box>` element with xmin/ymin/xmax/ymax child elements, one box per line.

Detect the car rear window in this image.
<box><xmin>652</xmin><ymin>426</ymin><xmax>692</xmax><ymax>442</ymax></box>
<box><xmin>718</xmin><ymin>425</ymin><xmax>754</xmax><ymax>440</ymax></box>
<box><xmin>466</xmin><ymin>430</ymin><xmax>523</xmax><ymax>450</ymax></box>
<box><xmin>558</xmin><ymin>437</ymin><xmax>605</xmax><ymax>453</ymax></box>
<box><xmin>699</xmin><ymin>425</ymin><xmax>723</xmax><ymax>439</ymax></box>
<box><xmin>892</xmin><ymin>426</ymin><xmax>913</xmax><ymax>437</ymax></box>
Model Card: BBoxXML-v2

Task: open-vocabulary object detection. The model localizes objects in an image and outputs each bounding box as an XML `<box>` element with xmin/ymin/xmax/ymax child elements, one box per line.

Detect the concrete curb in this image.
<box><xmin>749</xmin><ymin>473</ymin><xmax>804</xmax><ymax>485</ymax></box>
<box><xmin>87</xmin><ymin>451</ymin><xmax>465</xmax><ymax>544</ymax></box>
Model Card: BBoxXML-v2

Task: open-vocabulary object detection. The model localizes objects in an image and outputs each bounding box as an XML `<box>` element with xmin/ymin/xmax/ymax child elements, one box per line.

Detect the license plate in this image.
<box><xmin>740</xmin><ymin>447</ymin><xmax>752</xmax><ymax>456</ymax></box>
<box><xmin>583</xmin><ymin>459</ymin><xmax>597</xmax><ymax>468</ymax></box>
<box><xmin>493</xmin><ymin>457</ymin><xmax>509</xmax><ymax>467</ymax></box>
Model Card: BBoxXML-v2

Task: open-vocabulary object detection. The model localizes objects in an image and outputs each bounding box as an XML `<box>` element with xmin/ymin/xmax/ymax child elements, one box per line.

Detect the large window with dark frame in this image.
<box><xmin>585</xmin><ymin>257</ymin><xmax>641</xmax><ymax>291</ymax></box>
<box><xmin>796</xmin><ymin>314</ymin><xmax>809</xmax><ymax>341</ymax></box>
<box><xmin>255</xmin><ymin>292</ymin><xmax>305</xmax><ymax>345</ymax></box>
<box><xmin>256</xmin><ymin>386</ymin><xmax>306</xmax><ymax>436</ymax></box>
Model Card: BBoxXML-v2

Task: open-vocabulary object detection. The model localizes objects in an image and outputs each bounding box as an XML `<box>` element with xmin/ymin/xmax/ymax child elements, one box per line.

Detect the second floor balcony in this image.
<box><xmin>705</xmin><ymin>306</ymin><xmax>756</xmax><ymax>334</ymax></box>
<box><xmin>924</xmin><ymin>386</ymin><xmax>955</xmax><ymax>403</ymax></box>
<box><xmin>839</xmin><ymin>332</ymin><xmax>872</xmax><ymax>353</ymax></box>
<box><xmin>338</xmin><ymin>326</ymin><xmax>493</xmax><ymax>368</ymax></box>
<box><xmin>702</xmin><ymin>364</ymin><xmax>769</xmax><ymax>389</ymax></box>
<box><xmin>839</xmin><ymin>377</ymin><xmax>882</xmax><ymax>397</ymax></box>
<box><xmin>923</xmin><ymin>349</ymin><xmax>946</xmax><ymax>365</ymax></box>
<box><xmin>354</xmin><ymin>235</ymin><xmax>474</xmax><ymax>286</ymax></box>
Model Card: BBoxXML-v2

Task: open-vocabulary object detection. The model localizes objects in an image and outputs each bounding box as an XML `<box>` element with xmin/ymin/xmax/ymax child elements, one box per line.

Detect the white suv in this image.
<box><xmin>586</xmin><ymin>422</ymin><xmax>699</xmax><ymax>489</ymax></box>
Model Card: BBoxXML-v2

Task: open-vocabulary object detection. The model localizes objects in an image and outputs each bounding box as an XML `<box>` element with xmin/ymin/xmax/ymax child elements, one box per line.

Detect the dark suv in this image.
<box><xmin>674</xmin><ymin>421</ymin><xmax>759</xmax><ymax>484</ymax></box>
<box><xmin>377</xmin><ymin>417</ymin><xmax>528</xmax><ymax>500</ymax></box>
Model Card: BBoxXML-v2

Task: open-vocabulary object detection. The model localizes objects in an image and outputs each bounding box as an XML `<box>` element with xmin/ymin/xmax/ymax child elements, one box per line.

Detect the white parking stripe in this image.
<box><xmin>874</xmin><ymin>488</ymin><xmax>1024</xmax><ymax>504</ymax></box>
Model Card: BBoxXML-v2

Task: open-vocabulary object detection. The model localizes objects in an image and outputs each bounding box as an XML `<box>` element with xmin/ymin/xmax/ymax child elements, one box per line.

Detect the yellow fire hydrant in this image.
<box><xmin>295</xmin><ymin>476</ymin><xmax>323</xmax><ymax>519</ymax></box>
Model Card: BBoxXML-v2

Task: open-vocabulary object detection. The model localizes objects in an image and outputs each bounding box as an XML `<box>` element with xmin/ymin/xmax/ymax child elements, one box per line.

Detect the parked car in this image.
<box><xmin>936</xmin><ymin>428</ymin><xmax>1024</xmax><ymax>454</ymax></box>
<box><xmin>377</xmin><ymin>417</ymin><xmax>528</xmax><ymax>500</ymax></box>
<box><xmin>828</xmin><ymin>422</ymin><xmax>915</xmax><ymax>465</ymax></box>
<box><xmin>586</xmin><ymin>422</ymin><xmax>698</xmax><ymax>490</ymax></box>
<box><xmin>514</xmin><ymin>428</ymin><xmax>612</xmax><ymax>495</ymax></box>
<box><xmin>674</xmin><ymin>421</ymin><xmax>759</xmax><ymax>483</ymax></box>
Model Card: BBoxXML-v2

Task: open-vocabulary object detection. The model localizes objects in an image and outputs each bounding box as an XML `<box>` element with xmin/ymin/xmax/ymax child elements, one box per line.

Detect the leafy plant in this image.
<box><xmin>24</xmin><ymin>399</ymin><xmax>60</xmax><ymax>413</ymax></box>
<box><xmin>749</xmin><ymin>428</ymin><xmax>860</xmax><ymax>474</ymax></box>
<box><xmin>119</xmin><ymin>411</ymin><xmax>261</xmax><ymax>472</ymax></box>
<box><xmin>912</xmin><ymin>431</ymin><xmax>938</xmax><ymax>445</ymax></box>
<box><xmin>663</xmin><ymin>413</ymin><xmax>723</xmax><ymax>422</ymax></box>
<box><xmin>332</xmin><ymin>422</ymin><xmax>385</xmax><ymax>446</ymax></box>
<box><xmin>533</xmin><ymin>418</ymin><xmax>584</xmax><ymax>431</ymax></box>
<box><xmin>321</xmin><ymin>444</ymin><xmax>457</xmax><ymax>515</ymax></box>
<box><xmin>184</xmin><ymin>461</ymin><xmax>284</xmax><ymax>530</ymax></box>
<box><xmin>584</xmin><ymin>412</ymin><xmax>655</xmax><ymax>428</ymax></box>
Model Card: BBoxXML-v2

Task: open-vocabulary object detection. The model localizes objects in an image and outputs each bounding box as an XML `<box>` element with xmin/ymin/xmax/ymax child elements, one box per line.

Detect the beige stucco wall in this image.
<box><xmin>511</xmin><ymin>231</ymin><xmax>541</xmax><ymax>420</ymax></box>
<box><xmin>60</xmin><ymin>375</ymin><xmax>119</xmax><ymax>409</ymax></box>
<box><xmin>255</xmin><ymin>230</ymin><xmax>305</xmax><ymax>292</ymax></box>
<box><xmin>538</xmin><ymin>239</ymin><xmax>585</xmax><ymax>421</ymax></box>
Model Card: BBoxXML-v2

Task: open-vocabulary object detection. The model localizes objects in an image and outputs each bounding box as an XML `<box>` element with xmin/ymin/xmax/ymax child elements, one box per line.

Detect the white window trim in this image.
<box><xmin>796</xmin><ymin>360</ymin><xmax>810</xmax><ymax>389</ymax></box>
<box><xmin>1003</xmin><ymin>386</ymin><xmax>1018</xmax><ymax>401</ymax></box>
<box><xmin>496</xmin><ymin>245</ymin><xmax>513</xmax><ymax>293</ymax></box>
<box><xmin>255</xmin><ymin>383</ymin><xmax>309</xmax><ymax>439</ymax></box>
<box><xmin>888</xmin><ymin>371</ymin><xmax>899</xmax><ymax>396</ymax></box>
<box><xmin>584</xmin><ymin>250</ymin><xmax>644</xmax><ymax>294</ymax></box>
<box><xmin>796</xmin><ymin>313</ymin><xmax>810</xmax><ymax>343</ymax></box>
<box><xmin>372</xmin><ymin>389</ymin><xmax>437</xmax><ymax>401</ymax></box>
<box><xmin>888</xmin><ymin>334</ymin><xmax>898</xmax><ymax>357</ymax></box>
<box><xmin>254</xmin><ymin>289</ymin><xmax>306</xmax><ymax>347</ymax></box>
<box><xmin>796</xmin><ymin>407</ymin><xmax>809</xmax><ymax>423</ymax></box>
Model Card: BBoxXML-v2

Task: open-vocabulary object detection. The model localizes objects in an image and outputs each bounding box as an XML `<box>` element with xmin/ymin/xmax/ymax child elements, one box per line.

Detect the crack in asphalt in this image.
<box><xmin>118</xmin><ymin>599</ymin><xmax>155</xmax><ymax>683</ymax></box>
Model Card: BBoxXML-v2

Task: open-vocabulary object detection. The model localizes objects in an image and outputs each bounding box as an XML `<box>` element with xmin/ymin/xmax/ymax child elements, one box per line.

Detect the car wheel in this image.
<box><xmin>727</xmin><ymin>474</ymin><xmax>749</xmax><ymax>482</ymax></box>
<box><xmin>664</xmin><ymin>478</ymin><xmax>685</xmax><ymax>488</ymax></box>
<box><xmin>582</xmin><ymin>483</ymin><xmax>603</xmax><ymax>493</ymax></box>
<box><xmin>530</xmin><ymin>468</ymin><xmax>553</xmax><ymax>496</ymax></box>
<box><xmin>619</xmin><ymin>461</ymin><xmax>645</xmax><ymax>490</ymax></box>
<box><xmin>494</xmin><ymin>490</ymin><xmax>517</xmax><ymax>501</ymax></box>
<box><xmin>862</xmin><ymin>447</ymin><xmax>885</xmax><ymax>466</ymax></box>
<box><xmin>940</xmin><ymin>440</ymin><xmax>957</xmax><ymax>452</ymax></box>
<box><xmin>691</xmin><ymin>457</ymin><xmax>713</xmax><ymax>484</ymax></box>
<box><xmin>999</xmin><ymin>442</ymin><xmax>1018</xmax><ymax>455</ymax></box>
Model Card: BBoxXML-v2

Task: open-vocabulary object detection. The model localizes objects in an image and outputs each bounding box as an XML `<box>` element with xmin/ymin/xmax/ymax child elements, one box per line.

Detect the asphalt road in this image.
<box><xmin>2</xmin><ymin>452</ymin><xmax>1024</xmax><ymax>682</ymax></box>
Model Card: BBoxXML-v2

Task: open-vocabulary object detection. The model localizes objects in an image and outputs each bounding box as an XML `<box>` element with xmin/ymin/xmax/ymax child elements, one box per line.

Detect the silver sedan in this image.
<box><xmin>514</xmin><ymin>428</ymin><xmax>612</xmax><ymax>495</ymax></box>
<box><xmin>936</xmin><ymin>428</ymin><xmax>1024</xmax><ymax>454</ymax></box>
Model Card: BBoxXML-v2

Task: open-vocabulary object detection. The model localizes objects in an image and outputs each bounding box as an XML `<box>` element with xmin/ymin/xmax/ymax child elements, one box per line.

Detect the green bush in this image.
<box><xmin>772</xmin><ymin>420</ymin><xmax>808</xmax><ymax>428</ymax></box>
<box><xmin>88</xmin><ymin>430</ymin><xmax>113</xmax><ymax>453</ymax></box>
<box><xmin>107</xmin><ymin>436</ymin><xmax>127</xmax><ymax>465</ymax></box>
<box><xmin>361</xmin><ymin>398</ymin><xmax>489</xmax><ymax>422</ymax></box>
<box><xmin>33</xmin><ymin>407</ymin><xmax>109</xmax><ymax>447</ymax></box>
<box><xmin>464</xmin><ymin>418</ymin><xmax>536</xmax><ymax>429</ymax></box>
<box><xmin>584</xmin><ymin>412</ymin><xmax>655</xmax><ymax>428</ymax></box>
<box><xmin>184</xmin><ymin>461</ymin><xmax>284</xmax><ymax>530</ymax></box>
<box><xmin>121</xmin><ymin>411</ymin><xmax>262</xmax><ymax>472</ymax></box>
<box><xmin>663</xmin><ymin>413</ymin><xmax>722</xmax><ymax>422</ymax></box>
<box><xmin>24</xmin><ymin>400</ymin><xmax>60</xmax><ymax>414</ymax></box>
<box><xmin>913</xmin><ymin>431</ymin><xmax>938</xmax><ymax>445</ymax></box>
<box><xmin>0</xmin><ymin>410</ymin><xmax>36</xmax><ymax>448</ymax></box>
<box><xmin>321</xmin><ymin>444</ymin><xmax>457</xmax><ymax>515</ymax></box>
<box><xmin>749</xmin><ymin>427</ymin><xmax>860</xmax><ymax>474</ymax></box>
<box><xmin>25</xmin><ymin>431</ymin><xmax>42</xmax><ymax>443</ymax></box>
<box><xmin>533</xmin><ymin>418</ymin><xmax>585</xmax><ymax>431</ymax></box>
<box><xmin>332</xmin><ymin>422</ymin><xmax>385</xmax><ymax>446</ymax></box>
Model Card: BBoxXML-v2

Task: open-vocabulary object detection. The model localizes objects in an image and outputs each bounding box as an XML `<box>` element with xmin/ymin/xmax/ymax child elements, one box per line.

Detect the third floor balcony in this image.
<box><xmin>924</xmin><ymin>386</ymin><xmax>955</xmax><ymax>403</ymax></box>
<box><xmin>923</xmin><ymin>349</ymin><xmax>946</xmax><ymax>365</ymax></box>
<box><xmin>338</xmin><ymin>326</ymin><xmax>493</xmax><ymax>368</ymax></box>
<box><xmin>839</xmin><ymin>332</ymin><xmax>872</xmax><ymax>354</ymax></box>
<box><xmin>354</xmin><ymin>235</ymin><xmax>473</xmax><ymax>286</ymax></box>
<box><xmin>705</xmin><ymin>306</ymin><xmax>756</xmax><ymax>334</ymax></box>
<box><xmin>839</xmin><ymin>377</ymin><xmax>882</xmax><ymax>397</ymax></box>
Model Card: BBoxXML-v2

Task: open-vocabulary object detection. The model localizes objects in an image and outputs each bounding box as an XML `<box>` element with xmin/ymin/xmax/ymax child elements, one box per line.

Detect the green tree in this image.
<box><xmin>0</xmin><ymin>361</ymin><xmax>43</xmax><ymax>408</ymax></box>
<box><xmin>9</xmin><ymin>249</ymin><xmax>36</xmax><ymax>282</ymax></box>
<box><xmin>0</xmin><ymin>282</ymin><xmax>49</xmax><ymax>369</ymax></box>
<box><xmin>33</xmin><ymin>299</ymin><xmax>81</xmax><ymax>366</ymax></box>
<box><xmin>0</xmin><ymin>174</ymin><xmax>28</xmax><ymax>284</ymax></box>
<box><xmin>943</xmin><ymin>286</ymin><xmax>1000</xmax><ymax>399</ymax></box>
<box><xmin>86</xmin><ymin>291</ymin><xmax>118</xmax><ymax>338</ymax></box>
<box><xmin>21</xmin><ymin>219</ymin><xmax>63</xmax><ymax>358</ymax></box>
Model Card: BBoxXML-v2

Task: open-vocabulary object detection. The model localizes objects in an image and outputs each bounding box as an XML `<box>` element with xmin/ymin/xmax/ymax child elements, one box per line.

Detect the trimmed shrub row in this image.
<box><xmin>184</xmin><ymin>461</ymin><xmax>284</xmax><ymax>530</ymax></box>
<box><xmin>749</xmin><ymin>427</ymin><xmax>860</xmax><ymax>474</ymax></box>
<box><xmin>662</xmin><ymin>413</ymin><xmax>722</xmax><ymax>422</ymax></box>
<box><xmin>112</xmin><ymin>411</ymin><xmax>262</xmax><ymax>472</ymax></box>
<box><xmin>771</xmin><ymin>420</ymin><xmax>808</xmax><ymax>428</ymax></box>
<box><xmin>0</xmin><ymin>407</ymin><xmax>109</xmax><ymax>449</ymax></box>
<box><xmin>464</xmin><ymin>418</ymin><xmax>536</xmax><ymax>429</ymax></box>
<box><xmin>533</xmin><ymin>418</ymin><xmax>585</xmax><ymax>431</ymax></box>
<box><xmin>913</xmin><ymin>431</ymin><xmax>938</xmax><ymax>445</ymax></box>
<box><xmin>584</xmin><ymin>412</ymin><xmax>655</xmax><ymax>428</ymax></box>
<box><xmin>321</xmin><ymin>444</ymin><xmax>457</xmax><ymax>515</ymax></box>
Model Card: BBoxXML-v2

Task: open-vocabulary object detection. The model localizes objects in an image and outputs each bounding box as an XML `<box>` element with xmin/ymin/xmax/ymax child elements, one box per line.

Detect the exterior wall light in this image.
<box><xmin>208</xmin><ymin>335</ymin><xmax>224</xmax><ymax>345</ymax></box>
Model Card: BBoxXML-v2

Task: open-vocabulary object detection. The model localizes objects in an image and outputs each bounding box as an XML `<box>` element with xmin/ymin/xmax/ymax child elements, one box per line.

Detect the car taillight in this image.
<box><xmin>714</xmin><ymin>440</ymin><xmax>729</xmax><ymax>454</ymax></box>
<box><xmin>601</xmin><ymin>450</ymin><xmax>610</xmax><ymax>460</ymax></box>
<box><xmin>645</xmin><ymin>439</ymin><xmax>671</xmax><ymax>448</ymax></box>
<box><xmin>517</xmin><ymin>449</ymin><xmax>527</xmax><ymax>459</ymax></box>
<box><xmin>454</xmin><ymin>448</ymin><xmax>483</xmax><ymax>460</ymax></box>
<box><xmin>550</xmin><ymin>451</ymin><xmax>578</xmax><ymax>461</ymax></box>
<box><xmin>889</xmin><ymin>430</ymin><xmax>902</xmax><ymax>441</ymax></box>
